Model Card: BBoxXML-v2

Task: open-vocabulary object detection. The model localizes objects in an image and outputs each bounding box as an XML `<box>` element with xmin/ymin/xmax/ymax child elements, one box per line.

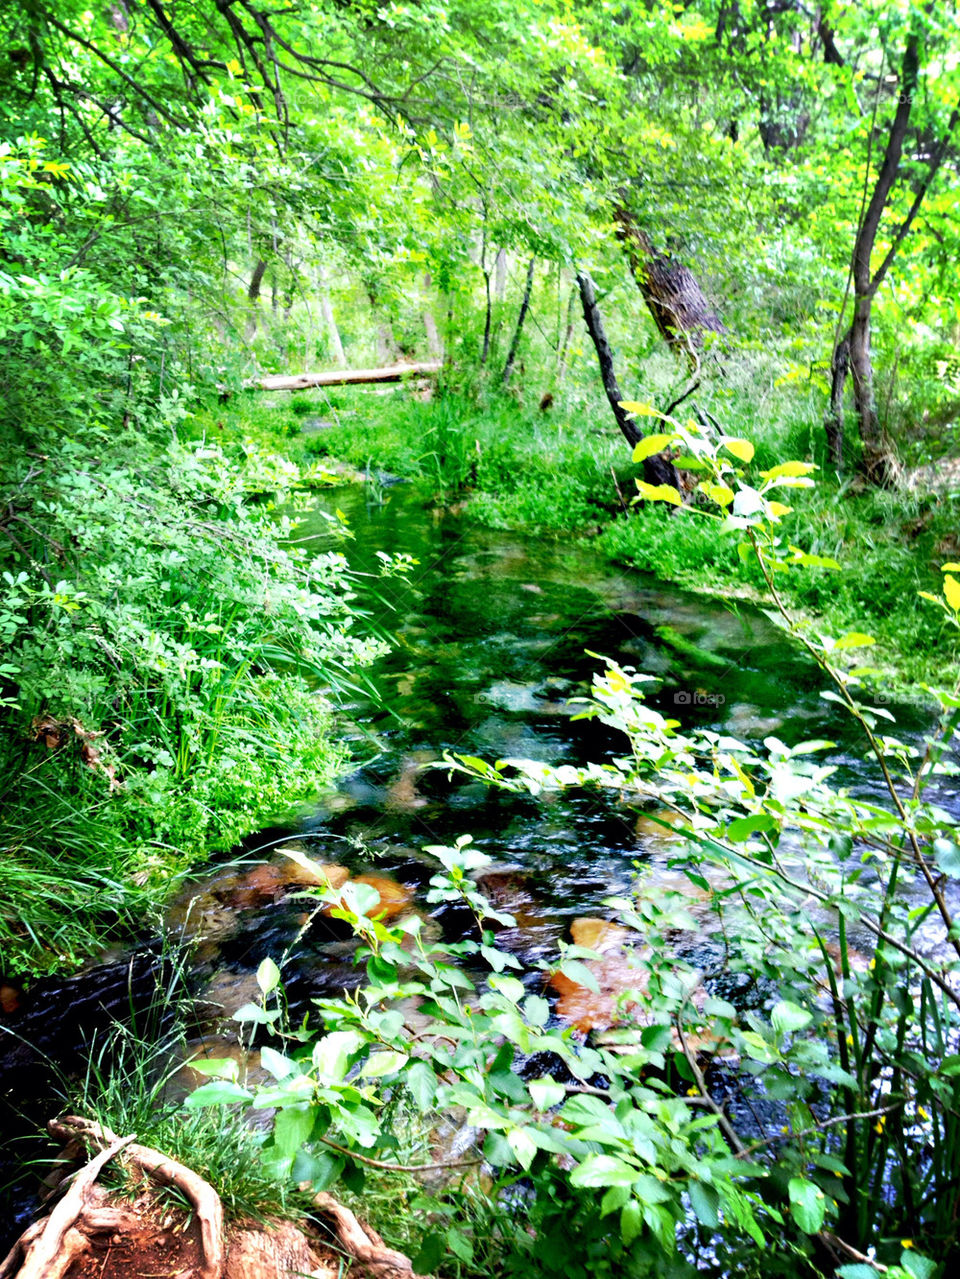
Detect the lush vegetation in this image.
<box><xmin>3</xmin><ymin>0</ymin><xmax>960</xmax><ymax>1275</ymax></box>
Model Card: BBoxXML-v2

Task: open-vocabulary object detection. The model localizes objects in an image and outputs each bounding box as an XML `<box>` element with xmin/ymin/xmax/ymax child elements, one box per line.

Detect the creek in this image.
<box><xmin>0</xmin><ymin>479</ymin><xmax>945</xmax><ymax>1247</ymax></box>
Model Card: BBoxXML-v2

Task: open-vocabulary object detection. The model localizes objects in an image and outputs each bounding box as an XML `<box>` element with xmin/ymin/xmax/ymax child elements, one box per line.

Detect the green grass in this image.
<box><xmin>60</xmin><ymin>984</ymin><xmax>307</xmax><ymax>1223</ymax></box>
<box><xmin>206</xmin><ymin>375</ymin><xmax>960</xmax><ymax>691</ymax></box>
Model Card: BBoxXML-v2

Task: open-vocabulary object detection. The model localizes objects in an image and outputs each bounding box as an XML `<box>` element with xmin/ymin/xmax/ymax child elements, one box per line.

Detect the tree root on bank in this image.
<box><xmin>2</xmin><ymin>1115</ymin><xmax>420</xmax><ymax>1279</ymax></box>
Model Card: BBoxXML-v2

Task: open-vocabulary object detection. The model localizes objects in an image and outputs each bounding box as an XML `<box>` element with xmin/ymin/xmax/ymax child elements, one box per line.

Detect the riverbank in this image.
<box><xmin>205</xmin><ymin>382</ymin><xmax>960</xmax><ymax>694</ymax></box>
<box><xmin>0</xmin><ymin>425</ymin><xmax>383</xmax><ymax>978</ymax></box>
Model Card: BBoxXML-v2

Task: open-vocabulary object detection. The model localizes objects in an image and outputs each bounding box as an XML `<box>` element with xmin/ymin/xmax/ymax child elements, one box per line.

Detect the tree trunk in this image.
<box><xmin>422</xmin><ymin>273</ymin><xmax>442</xmax><ymax>358</ymax></box>
<box><xmin>319</xmin><ymin>290</ymin><xmax>346</xmax><ymax>366</ymax></box>
<box><xmin>502</xmin><ymin>256</ymin><xmax>535</xmax><ymax>385</ymax></box>
<box><xmin>244</xmin><ymin>258</ymin><xmax>268</xmax><ymax>340</ymax></box>
<box><xmin>254</xmin><ymin>362</ymin><xmax>442</xmax><ymax>392</ymax></box>
<box><xmin>613</xmin><ymin>206</ymin><xmax>724</xmax><ymax>363</ymax></box>
<box><xmin>556</xmin><ymin>282</ymin><xmax>577</xmax><ymax>384</ymax></box>
<box><xmin>480</xmin><ymin>267</ymin><xmax>493</xmax><ymax>365</ymax></box>
<box><xmin>494</xmin><ymin>246</ymin><xmax>507</xmax><ymax>301</ymax></box>
<box><xmin>829</xmin><ymin>33</ymin><xmax>957</xmax><ymax>484</ymax></box>
<box><xmin>844</xmin><ymin>34</ymin><xmax>918</xmax><ymax>483</ymax></box>
<box><xmin>825</xmin><ymin>333</ymin><xmax>849</xmax><ymax>470</ymax></box>
<box><xmin>576</xmin><ymin>270</ymin><xmax>681</xmax><ymax>491</ymax></box>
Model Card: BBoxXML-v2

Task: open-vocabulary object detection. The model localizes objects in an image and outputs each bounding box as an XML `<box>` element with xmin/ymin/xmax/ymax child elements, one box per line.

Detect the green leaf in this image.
<box><xmin>292</xmin><ymin>1150</ymin><xmax>343</xmax><ymax>1192</ymax></box>
<box><xmin>788</xmin><ymin>1177</ymin><xmax>826</xmax><ymax>1233</ymax></box>
<box><xmin>558</xmin><ymin>959</ymin><xmax>600</xmax><ymax>993</ymax></box>
<box><xmin>723</xmin><ymin>437</ymin><xmax>755</xmax><ymax>463</ymax></box>
<box><xmin>187</xmin><ymin>1056</ymin><xmax>240</xmax><ymax>1082</ymax></box>
<box><xmin>529</xmin><ymin>1076</ymin><xmax>566</xmax><ymax>1110</ymax></box>
<box><xmin>185</xmin><ymin>1080</ymin><xmax>253</xmax><ymax>1108</ymax></box>
<box><xmin>507</xmin><ymin>1126</ymin><xmax>537</xmax><ymax>1170</ymax></box>
<box><xmin>833</xmin><ymin>632</ymin><xmax>875</xmax><ymax>651</ymax></box>
<box><xmin>404</xmin><ymin>1061</ymin><xmax>437</xmax><ymax>1113</ymax></box>
<box><xmin>256</xmin><ymin>956</ymin><xmax>281</xmax><ymax>996</ymax></box>
<box><xmin>759</xmin><ymin>460</ymin><xmax>817</xmax><ymax>480</ymax></box>
<box><xmin>232</xmin><ymin>1003</ymin><xmax>281</xmax><ymax>1026</ymax></box>
<box><xmin>620</xmin><ymin>1199</ymin><xmax>643</xmax><ymax>1245</ymax></box>
<box><xmin>570</xmin><ymin>1155</ymin><xmax>639</xmax><ymax>1188</ymax></box>
<box><xmin>635</xmin><ymin>480</ymin><xmax>682</xmax><ymax>506</ymax></box>
<box><xmin>901</xmin><ymin>1251</ymin><xmax>937</xmax><ymax>1279</ymax></box>
<box><xmin>260</xmin><ymin>1046</ymin><xmax>296</xmax><ymax>1080</ymax></box>
<box><xmin>412</xmin><ymin>1231</ymin><xmax>446</xmax><ymax>1275</ymax></box>
<box><xmin>727</xmin><ymin>814</ymin><xmax>777</xmax><ymax>842</ymax></box>
<box><xmin>447</xmin><ymin>1227</ymin><xmax>475</xmax><ymax>1263</ymax></box>
<box><xmin>489</xmin><ymin>974</ymin><xmax>525</xmax><ymax>1004</ymax></box>
<box><xmin>771</xmin><ymin>1000</ymin><xmax>812</xmax><ymax>1036</ymax></box>
<box><xmin>632</xmin><ymin>433</ymin><xmax>676</xmax><ymax>462</ymax></box>
<box><xmin>689</xmin><ymin>1181</ymin><xmax>720</xmax><ymax>1229</ymax></box>
<box><xmin>934</xmin><ymin>838</ymin><xmax>960</xmax><ymax>879</ymax></box>
<box><xmin>273</xmin><ymin>1104</ymin><xmax>315</xmax><ymax>1158</ymax></box>
<box><xmin>360</xmin><ymin>1050</ymin><xmax>409</xmax><ymax>1078</ymax></box>
<box><xmin>312</xmin><ymin>1031</ymin><xmax>363</xmax><ymax>1082</ymax></box>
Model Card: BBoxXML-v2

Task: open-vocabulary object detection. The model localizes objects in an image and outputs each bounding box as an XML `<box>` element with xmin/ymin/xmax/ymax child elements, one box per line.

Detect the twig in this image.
<box><xmin>674</xmin><ymin>1020</ymin><xmax>747</xmax><ymax>1156</ymax></box>
<box><xmin>317</xmin><ymin>1134</ymin><xmax>481</xmax><ymax>1174</ymax></box>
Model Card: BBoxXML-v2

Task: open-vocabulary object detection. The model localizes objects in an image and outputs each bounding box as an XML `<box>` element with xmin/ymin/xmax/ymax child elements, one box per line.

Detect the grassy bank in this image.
<box><xmin>0</xmin><ymin>426</ymin><xmax>382</xmax><ymax>977</ymax></box>
<box><xmin>203</xmin><ymin>377</ymin><xmax>960</xmax><ymax>692</ymax></box>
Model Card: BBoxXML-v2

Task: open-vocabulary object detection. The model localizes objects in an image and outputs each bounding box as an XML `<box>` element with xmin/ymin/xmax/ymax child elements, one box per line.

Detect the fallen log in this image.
<box><xmin>253</xmin><ymin>362</ymin><xmax>442</xmax><ymax>392</ymax></box>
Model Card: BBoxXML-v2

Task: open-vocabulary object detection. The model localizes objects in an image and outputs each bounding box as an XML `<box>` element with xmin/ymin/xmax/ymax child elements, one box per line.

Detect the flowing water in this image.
<box><xmin>0</xmin><ymin>479</ymin><xmax>946</xmax><ymax>1245</ymax></box>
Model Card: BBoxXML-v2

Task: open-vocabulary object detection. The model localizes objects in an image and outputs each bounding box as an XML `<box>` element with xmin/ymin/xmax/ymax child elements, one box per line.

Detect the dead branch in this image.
<box><xmin>252</xmin><ymin>361</ymin><xmax>442</xmax><ymax>391</ymax></box>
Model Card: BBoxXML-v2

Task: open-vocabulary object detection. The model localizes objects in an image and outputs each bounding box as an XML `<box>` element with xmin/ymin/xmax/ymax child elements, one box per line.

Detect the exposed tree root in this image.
<box><xmin>3</xmin><ymin>1114</ymin><xmax>421</xmax><ymax>1279</ymax></box>
<box><xmin>49</xmin><ymin>1116</ymin><xmax>224</xmax><ymax>1279</ymax></box>
<box><xmin>311</xmin><ymin>1191</ymin><xmax>414</xmax><ymax>1278</ymax></box>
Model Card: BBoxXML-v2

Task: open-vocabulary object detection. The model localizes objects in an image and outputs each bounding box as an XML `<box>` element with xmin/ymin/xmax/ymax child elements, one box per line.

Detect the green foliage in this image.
<box><xmin>63</xmin><ymin>975</ymin><xmax>308</xmax><ymax>1223</ymax></box>
<box><xmin>0</xmin><ymin>423</ymin><xmax>383</xmax><ymax>973</ymax></box>
<box><xmin>189</xmin><ymin>835</ymin><xmax>770</xmax><ymax>1275</ymax></box>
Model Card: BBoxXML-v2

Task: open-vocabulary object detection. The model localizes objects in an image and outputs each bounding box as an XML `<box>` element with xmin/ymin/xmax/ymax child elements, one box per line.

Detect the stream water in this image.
<box><xmin>0</xmin><ymin>479</ymin><xmax>947</xmax><ymax>1246</ymax></box>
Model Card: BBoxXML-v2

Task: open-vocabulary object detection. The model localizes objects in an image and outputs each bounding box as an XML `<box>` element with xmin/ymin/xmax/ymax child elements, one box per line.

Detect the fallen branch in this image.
<box><xmin>252</xmin><ymin>362</ymin><xmax>442</xmax><ymax>392</ymax></box>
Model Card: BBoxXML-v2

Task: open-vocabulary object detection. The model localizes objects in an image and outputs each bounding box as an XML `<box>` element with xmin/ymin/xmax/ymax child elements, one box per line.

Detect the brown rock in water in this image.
<box><xmin>217</xmin><ymin>857</ymin><xmax>350</xmax><ymax>910</ymax></box>
<box><xmin>475</xmin><ymin>868</ymin><xmax>560</xmax><ymax>958</ymax></box>
<box><xmin>550</xmin><ymin>948</ymin><xmax>651</xmax><ymax>1033</ymax></box>
<box><xmin>385</xmin><ymin>755</ymin><xmax>434</xmax><ymax>812</ymax></box>
<box><xmin>552</xmin><ymin>918</ymin><xmax>725</xmax><ymax>1053</ymax></box>
<box><xmin>569</xmin><ymin>917</ymin><xmax>630</xmax><ymax>954</ymax></box>
<box><xmin>1</xmin><ymin>979</ymin><xmax>22</xmax><ymax>1016</ymax></box>
<box><xmin>633</xmin><ymin>808</ymin><xmax>689</xmax><ymax>845</ymax></box>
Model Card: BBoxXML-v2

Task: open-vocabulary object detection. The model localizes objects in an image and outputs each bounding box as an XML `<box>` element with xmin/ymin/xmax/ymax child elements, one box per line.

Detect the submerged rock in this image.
<box><xmin>324</xmin><ymin>873</ymin><xmax>414</xmax><ymax>923</ymax></box>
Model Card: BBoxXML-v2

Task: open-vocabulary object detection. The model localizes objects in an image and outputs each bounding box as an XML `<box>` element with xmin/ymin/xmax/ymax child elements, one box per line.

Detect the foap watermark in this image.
<box><xmin>674</xmin><ymin>689</ymin><xmax>725</xmax><ymax>707</ymax></box>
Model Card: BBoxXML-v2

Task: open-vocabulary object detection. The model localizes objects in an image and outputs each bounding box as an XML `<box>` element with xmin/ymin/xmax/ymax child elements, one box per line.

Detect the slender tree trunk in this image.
<box><xmin>494</xmin><ymin>247</ymin><xmax>507</xmax><ymax>302</ymax></box>
<box><xmin>556</xmin><ymin>282</ymin><xmax>577</xmax><ymax>385</ymax></box>
<box><xmin>614</xmin><ymin>206</ymin><xmax>724</xmax><ymax>364</ymax></box>
<box><xmin>480</xmin><ymin>268</ymin><xmax>493</xmax><ymax>365</ymax></box>
<box><xmin>244</xmin><ymin>257</ymin><xmax>267</xmax><ymax>340</ymax></box>
<box><xmin>825</xmin><ymin>333</ymin><xmax>849</xmax><ymax>469</ymax></box>
<box><xmin>576</xmin><ymin>270</ymin><xmax>681</xmax><ymax>491</ymax></box>
<box><xmin>318</xmin><ymin>281</ymin><xmax>346</xmax><ymax>366</ymax></box>
<box><xmin>829</xmin><ymin>33</ymin><xmax>957</xmax><ymax>483</ymax></box>
<box><xmin>375</xmin><ymin>322</ymin><xmax>397</xmax><ymax>364</ymax></box>
<box><xmin>502</xmin><ymin>256</ymin><xmax>535</xmax><ymax>385</ymax></box>
<box><xmin>422</xmin><ymin>273</ymin><xmax>442</xmax><ymax>358</ymax></box>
